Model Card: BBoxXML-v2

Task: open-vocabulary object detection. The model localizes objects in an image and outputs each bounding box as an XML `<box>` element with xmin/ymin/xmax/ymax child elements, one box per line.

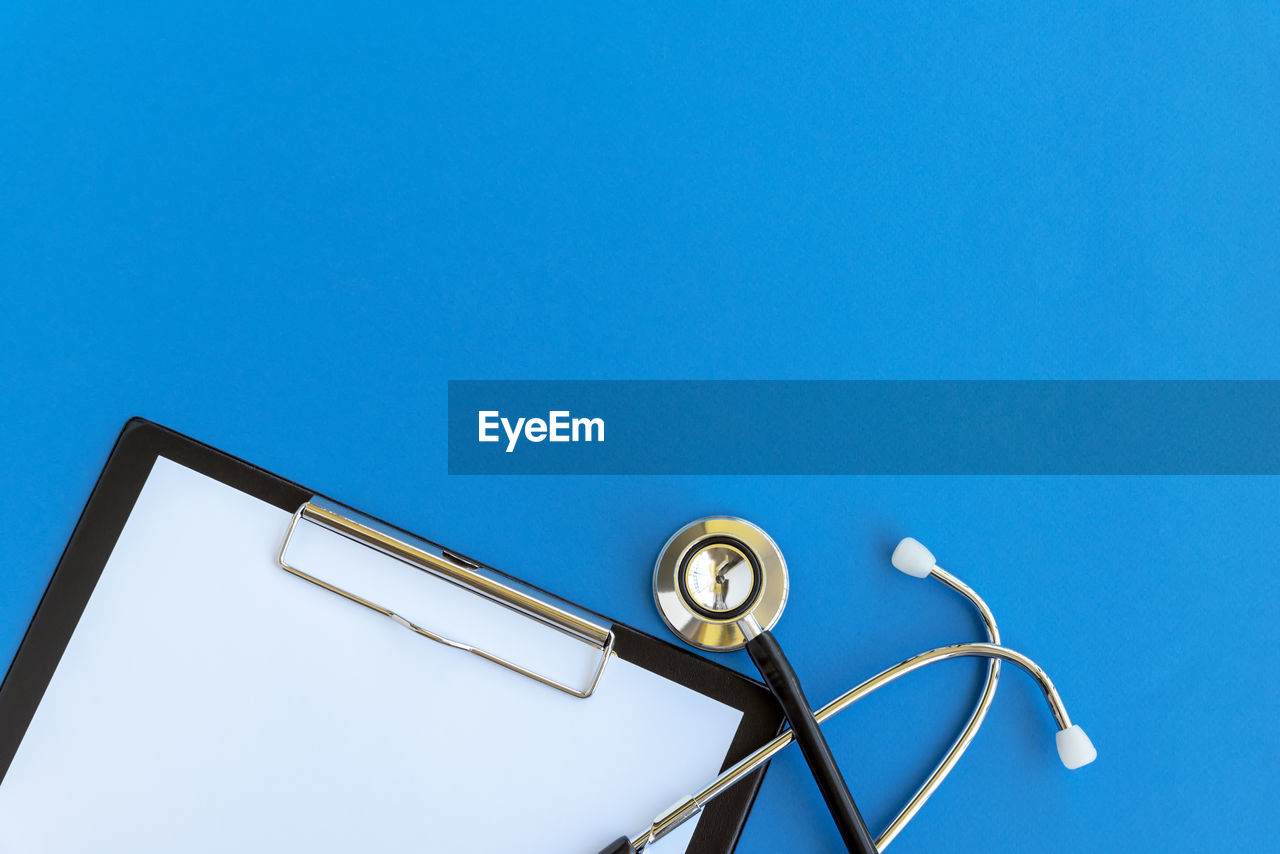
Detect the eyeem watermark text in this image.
<box><xmin>477</xmin><ymin>410</ymin><xmax>605</xmax><ymax>453</ymax></box>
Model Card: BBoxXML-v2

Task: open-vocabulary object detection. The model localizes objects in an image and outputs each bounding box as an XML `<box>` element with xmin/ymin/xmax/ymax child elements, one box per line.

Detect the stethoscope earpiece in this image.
<box><xmin>891</xmin><ymin>536</ymin><xmax>938</xmax><ymax>578</ymax></box>
<box><xmin>653</xmin><ymin>517</ymin><xmax>789</xmax><ymax>652</ymax></box>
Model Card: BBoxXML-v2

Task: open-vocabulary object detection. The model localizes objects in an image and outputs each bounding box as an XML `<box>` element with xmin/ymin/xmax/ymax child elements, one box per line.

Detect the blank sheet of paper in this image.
<box><xmin>0</xmin><ymin>457</ymin><xmax>743</xmax><ymax>853</ymax></box>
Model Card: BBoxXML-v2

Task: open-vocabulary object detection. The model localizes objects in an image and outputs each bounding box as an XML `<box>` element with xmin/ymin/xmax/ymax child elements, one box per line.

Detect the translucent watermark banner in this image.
<box><xmin>447</xmin><ymin>381</ymin><xmax>1280</xmax><ymax>475</ymax></box>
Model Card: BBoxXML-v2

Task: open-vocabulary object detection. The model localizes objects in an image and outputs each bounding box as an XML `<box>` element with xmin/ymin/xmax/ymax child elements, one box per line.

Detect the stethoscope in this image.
<box><xmin>598</xmin><ymin>518</ymin><xmax>1096</xmax><ymax>854</ymax></box>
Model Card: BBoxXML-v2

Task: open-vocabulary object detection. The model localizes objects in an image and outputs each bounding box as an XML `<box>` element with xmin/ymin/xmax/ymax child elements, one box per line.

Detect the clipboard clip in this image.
<box><xmin>278</xmin><ymin>497</ymin><xmax>614</xmax><ymax>698</ymax></box>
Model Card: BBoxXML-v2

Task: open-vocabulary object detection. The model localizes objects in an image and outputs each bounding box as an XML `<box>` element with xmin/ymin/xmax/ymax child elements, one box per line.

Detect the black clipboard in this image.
<box><xmin>0</xmin><ymin>419</ymin><xmax>783</xmax><ymax>853</ymax></box>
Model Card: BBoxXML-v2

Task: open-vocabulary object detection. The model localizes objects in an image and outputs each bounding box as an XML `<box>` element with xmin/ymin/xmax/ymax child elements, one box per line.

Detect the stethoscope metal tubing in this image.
<box><xmin>875</xmin><ymin>565</ymin><xmax>999</xmax><ymax>849</ymax></box>
<box><xmin>629</xmin><ymin>638</ymin><xmax>1073</xmax><ymax>851</ymax></box>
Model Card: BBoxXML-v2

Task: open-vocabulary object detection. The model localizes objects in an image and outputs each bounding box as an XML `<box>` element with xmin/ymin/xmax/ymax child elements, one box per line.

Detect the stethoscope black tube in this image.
<box><xmin>596</xmin><ymin>836</ymin><xmax>636</xmax><ymax>854</ymax></box>
<box><xmin>746</xmin><ymin>631</ymin><xmax>878</xmax><ymax>854</ymax></box>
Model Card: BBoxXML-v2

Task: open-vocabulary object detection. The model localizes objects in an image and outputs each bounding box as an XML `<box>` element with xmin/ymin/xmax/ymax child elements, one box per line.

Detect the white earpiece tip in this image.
<box><xmin>891</xmin><ymin>537</ymin><xmax>936</xmax><ymax>578</ymax></box>
<box><xmin>1055</xmin><ymin>725</ymin><xmax>1097</xmax><ymax>769</ymax></box>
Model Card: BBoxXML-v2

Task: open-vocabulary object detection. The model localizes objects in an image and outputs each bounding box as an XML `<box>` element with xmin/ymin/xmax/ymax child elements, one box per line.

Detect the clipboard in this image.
<box><xmin>0</xmin><ymin>420</ymin><xmax>783</xmax><ymax>853</ymax></box>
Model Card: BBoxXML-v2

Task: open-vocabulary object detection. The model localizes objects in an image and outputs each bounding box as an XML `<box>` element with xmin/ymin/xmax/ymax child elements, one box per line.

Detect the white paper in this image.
<box><xmin>0</xmin><ymin>458</ymin><xmax>743</xmax><ymax>853</ymax></box>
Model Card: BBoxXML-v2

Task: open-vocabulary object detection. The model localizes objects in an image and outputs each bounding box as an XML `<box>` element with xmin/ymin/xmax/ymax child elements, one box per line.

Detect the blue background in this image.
<box><xmin>2</xmin><ymin>3</ymin><xmax>1278</xmax><ymax>851</ymax></box>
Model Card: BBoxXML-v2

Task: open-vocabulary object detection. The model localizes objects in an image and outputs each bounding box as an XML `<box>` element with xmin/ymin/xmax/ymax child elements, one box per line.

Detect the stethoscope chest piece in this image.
<box><xmin>653</xmin><ymin>517</ymin><xmax>789</xmax><ymax>651</ymax></box>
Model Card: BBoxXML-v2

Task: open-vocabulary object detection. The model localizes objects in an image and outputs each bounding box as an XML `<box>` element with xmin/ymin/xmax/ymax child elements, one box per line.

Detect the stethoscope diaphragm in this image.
<box><xmin>653</xmin><ymin>517</ymin><xmax>789</xmax><ymax>651</ymax></box>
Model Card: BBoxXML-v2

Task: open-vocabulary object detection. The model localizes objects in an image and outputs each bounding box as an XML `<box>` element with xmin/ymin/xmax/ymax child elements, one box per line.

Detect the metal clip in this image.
<box><xmin>278</xmin><ymin>497</ymin><xmax>614</xmax><ymax>698</ymax></box>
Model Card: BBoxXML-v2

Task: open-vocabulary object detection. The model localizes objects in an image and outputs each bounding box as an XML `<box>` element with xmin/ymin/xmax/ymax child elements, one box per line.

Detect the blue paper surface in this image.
<box><xmin>2</xmin><ymin>3</ymin><xmax>1278</xmax><ymax>850</ymax></box>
